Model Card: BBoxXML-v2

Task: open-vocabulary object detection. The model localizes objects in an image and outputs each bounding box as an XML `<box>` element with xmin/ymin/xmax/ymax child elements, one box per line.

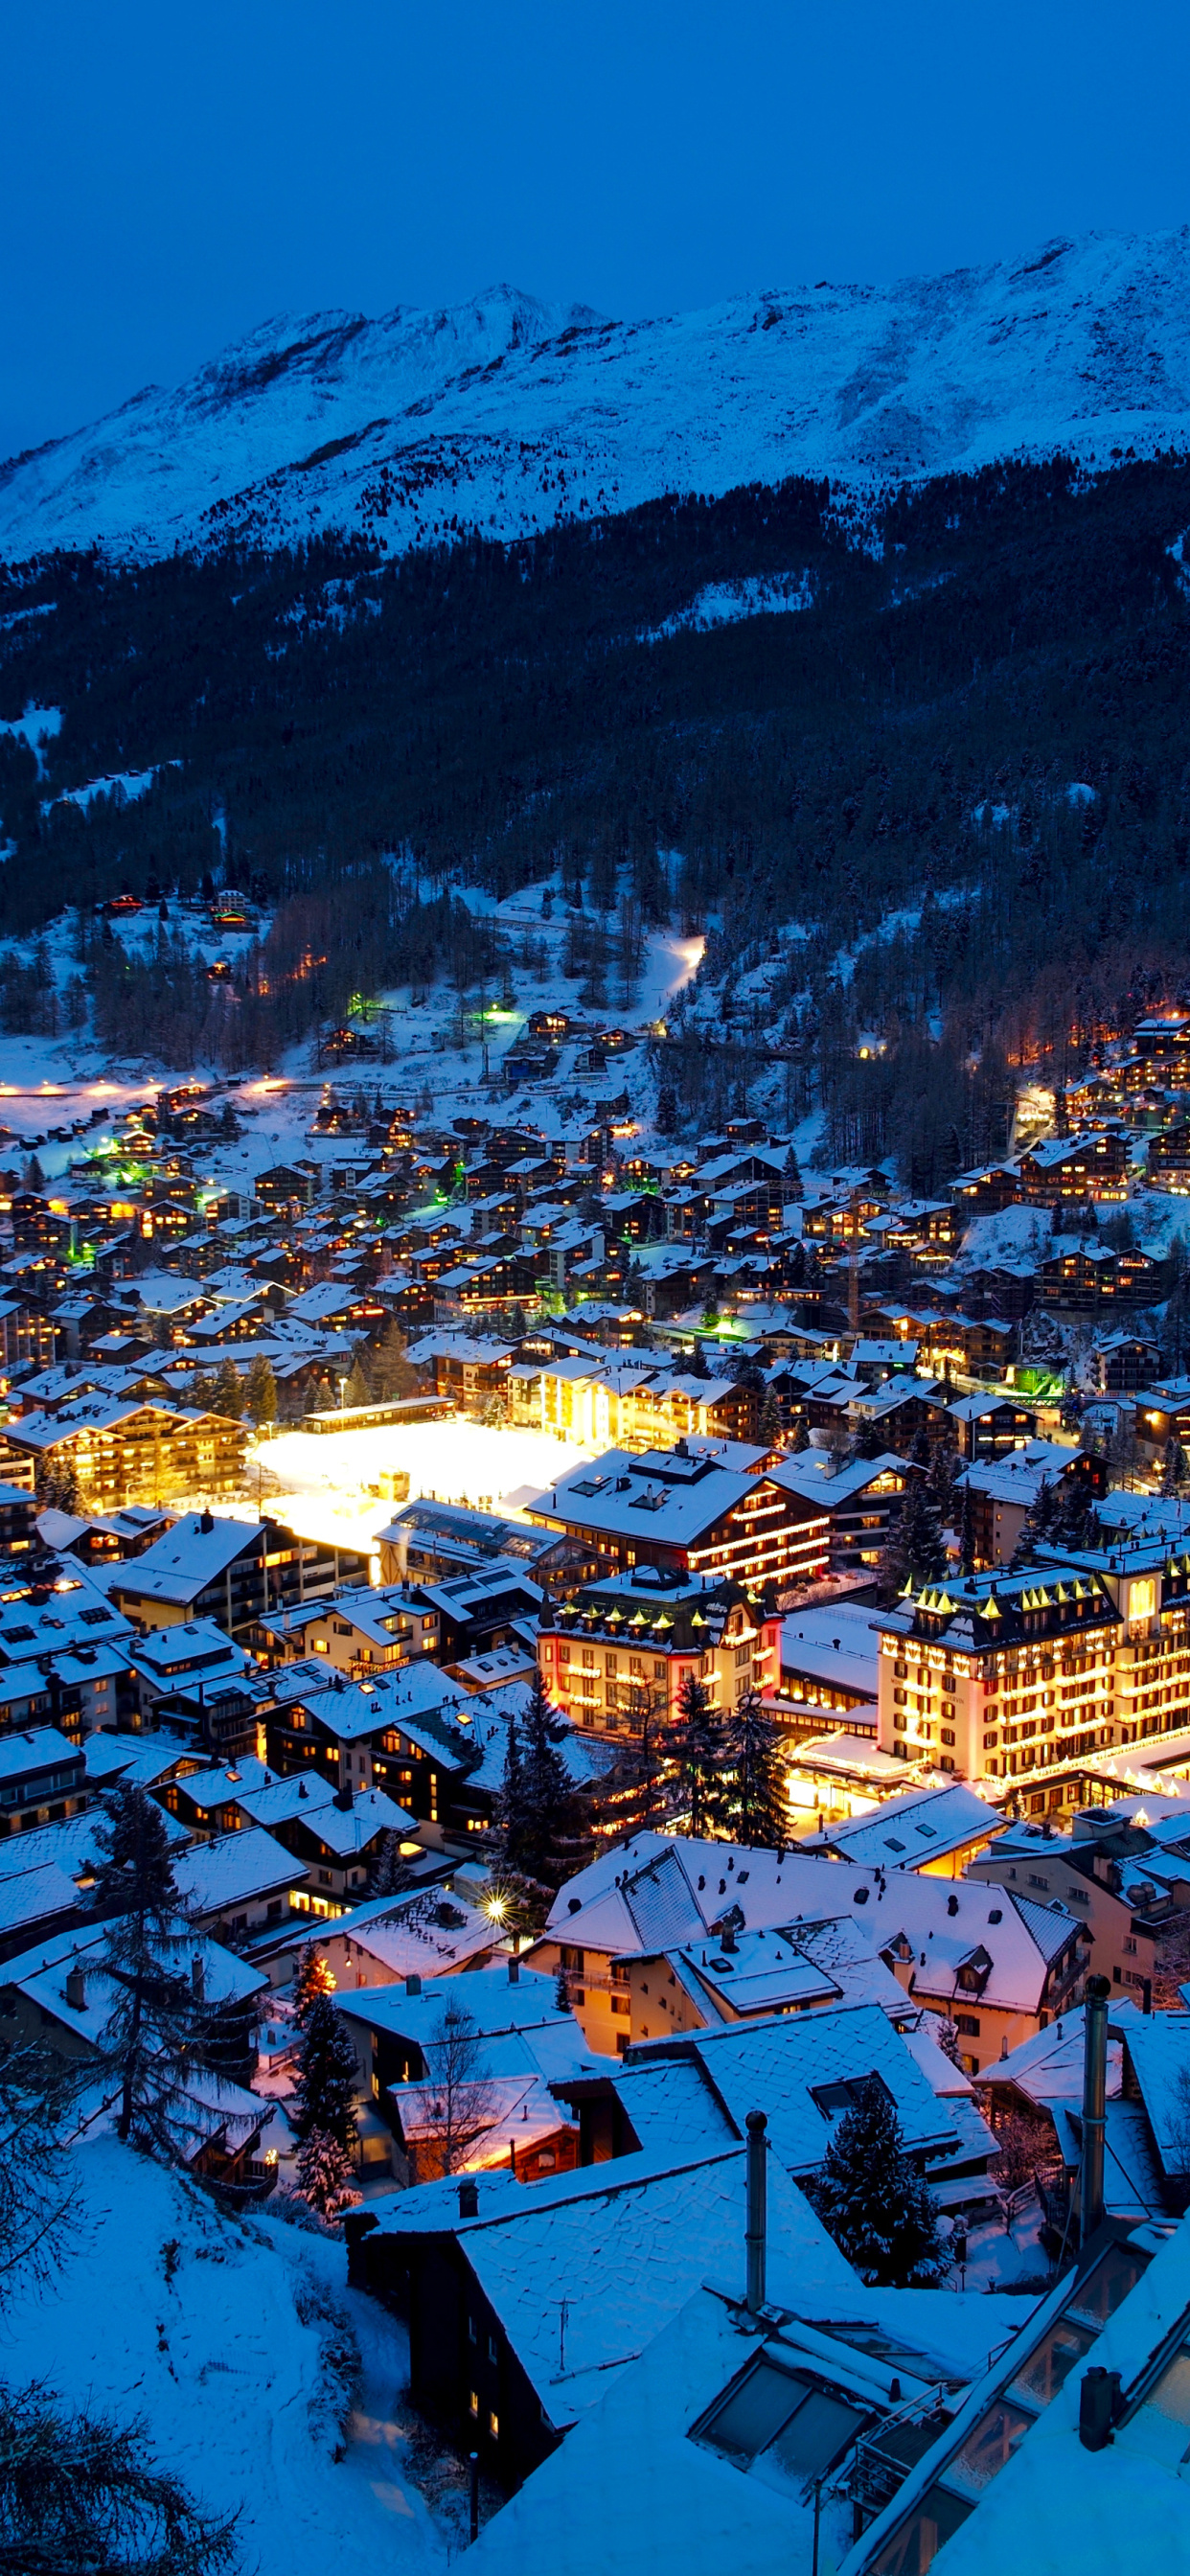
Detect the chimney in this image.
<box><xmin>458</xmin><ymin>2178</ymin><xmax>479</xmax><ymax>2218</ymax></box>
<box><xmin>334</xmin><ymin>1782</ymin><xmax>354</xmax><ymax>1811</ymax></box>
<box><xmin>405</xmin><ymin>1973</ymin><xmax>422</xmax><ymax>1996</ymax></box>
<box><xmin>1080</xmin><ymin>1974</ymin><xmax>1110</xmax><ymax>2246</ymax></box>
<box><xmin>745</xmin><ymin>2109</ymin><xmax>767</xmax><ymax>2314</ymax></box>
<box><xmin>65</xmin><ymin>1965</ymin><xmax>85</xmax><ymax>2012</ymax></box>
<box><xmin>192</xmin><ymin>1954</ymin><xmax>206</xmax><ymax>2005</ymax></box>
<box><xmin>508</xmin><ymin>1955</ymin><xmax>520</xmax><ymax>1985</ymax></box>
<box><xmin>1079</xmin><ymin>2364</ymin><xmax>1121</xmax><ymax>2451</ymax></box>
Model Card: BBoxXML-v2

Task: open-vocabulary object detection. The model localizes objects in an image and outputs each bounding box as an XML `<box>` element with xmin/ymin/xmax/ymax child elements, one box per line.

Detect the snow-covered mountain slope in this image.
<box><xmin>4</xmin><ymin>230</ymin><xmax>1190</xmax><ymax>564</ymax></box>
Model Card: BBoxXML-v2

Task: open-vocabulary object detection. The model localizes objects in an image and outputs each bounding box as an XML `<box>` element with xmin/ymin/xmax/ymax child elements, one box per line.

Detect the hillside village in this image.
<box><xmin>0</xmin><ymin>921</ymin><xmax>1189</xmax><ymax>2567</ymax></box>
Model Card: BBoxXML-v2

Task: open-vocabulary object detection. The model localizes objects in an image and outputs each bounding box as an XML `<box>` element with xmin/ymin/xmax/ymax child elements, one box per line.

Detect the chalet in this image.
<box><xmin>947</xmin><ymin>1390</ymin><xmax>1039</xmax><ymax>1460</ymax></box>
<box><xmin>262</xmin><ymin>1662</ymin><xmax>486</xmax><ymax>1836</ymax></box>
<box><xmin>233</xmin><ymin>1770</ymin><xmax>416</xmax><ymax>1907</ymax></box>
<box><xmin>1017</xmin><ymin>1130</ymin><xmax>1130</xmax><ymax>1203</ymax></box>
<box><xmin>109</xmin><ymin>1510</ymin><xmax>370</xmax><ymax>1641</ymax></box>
<box><xmin>957</xmin><ymin>1440</ymin><xmax>1106</xmax><ymax>1567</ymax></box>
<box><xmin>2</xmin><ymin>1395</ymin><xmax>246</xmax><ymax>1509</ymax></box>
<box><xmin>526</xmin><ymin>1442</ymin><xmax>829</xmax><ymax>1589</ymax></box>
<box><xmin>1095</xmin><ymin>1331</ymin><xmax>1161</xmax><ymax>1392</ymax></box>
<box><xmin>335</xmin><ymin>1959</ymin><xmax>584</xmax><ymax>2182</ymax></box>
<box><xmin>356</xmin><ymin>2140</ymin><xmax>852</xmax><ymax>2494</ymax></box>
<box><xmin>768</xmin><ymin>1449</ymin><xmax>913</xmax><ymax>1576</ymax></box>
<box><xmin>376</xmin><ymin>1499</ymin><xmax>581</xmax><ymax>1592</ymax></box>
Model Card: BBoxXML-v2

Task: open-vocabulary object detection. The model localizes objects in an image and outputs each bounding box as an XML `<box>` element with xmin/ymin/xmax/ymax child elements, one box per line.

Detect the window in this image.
<box><xmin>468</xmin><ymin>2316</ymin><xmax>477</xmax><ymax>2344</ymax></box>
<box><xmin>610</xmin><ymin>1994</ymin><xmax>629</xmax><ymax>2016</ymax></box>
<box><xmin>487</xmin><ymin>2335</ymin><xmax>498</xmax><ymax>2366</ymax></box>
<box><xmin>955</xmin><ymin>2013</ymin><xmax>980</xmax><ymax>2037</ymax></box>
<box><xmin>488</xmin><ymin>2411</ymin><xmax>499</xmax><ymax>2441</ymax></box>
<box><xmin>469</xmin><ymin>2390</ymin><xmax>479</xmax><ymax>2418</ymax></box>
<box><xmin>692</xmin><ymin>2359</ymin><xmax>865</xmax><ymax>2488</ymax></box>
<box><xmin>811</xmin><ymin>2075</ymin><xmax>890</xmax><ymax>2120</ymax></box>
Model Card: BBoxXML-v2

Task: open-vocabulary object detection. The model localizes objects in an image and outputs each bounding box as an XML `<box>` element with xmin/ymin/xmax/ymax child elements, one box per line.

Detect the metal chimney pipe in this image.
<box><xmin>1080</xmin><ymin>1974</ymin><xmax>1110</xmax><ymax>2247</ymax></box>
<box><xmin>745</xmin><ymin>2109</ymin><xmax>767</xmax><ymax>2313</ymax></box>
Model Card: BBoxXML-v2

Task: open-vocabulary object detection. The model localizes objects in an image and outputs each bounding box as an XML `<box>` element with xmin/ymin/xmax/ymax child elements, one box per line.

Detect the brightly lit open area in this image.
<box><xmin>253</xmin><ymin>1419</ymin><xmax>597</xmax><ymax>1553</ymax></box>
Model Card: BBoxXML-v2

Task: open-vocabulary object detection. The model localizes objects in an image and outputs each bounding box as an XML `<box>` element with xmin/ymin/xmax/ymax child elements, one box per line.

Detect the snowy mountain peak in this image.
<box><xmin>3</xmin><ymin>229</ymin><xmax>1190</xmax><ymax>564</ymax></box>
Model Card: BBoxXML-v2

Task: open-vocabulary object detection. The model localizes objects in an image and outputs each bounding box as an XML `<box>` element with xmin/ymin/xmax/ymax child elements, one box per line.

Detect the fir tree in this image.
<box><xmin>927</xmin><ymin>1438</ymin><xmax>961</xmax><ymax>1520</ymax></box>
<box><xmin>877</xmin><ymin>1479</ymin><xmax>947</xmax><ymax>1601</ymax></box>
<box><xmin>212</xmin><ymin>1358</ymin><xmax>243</xmax><ymax>1420</ymax></box>
<box><xmin>295</xmin><ymin>2126</ymin><xmax>361</xmax><ymax>2221</ymax></box>
<box><xmin>368</xmin><ymin>1829</ymin><xmax>414</xmax><ymax>1898</ymax></box>
<box><xmin>0</xmin><ymin>2383</ymin><xmax>237</xmax><ymax>2575</ymax></box>
<box><xmin>804</xmin><ymin>2079</ymin><xmax>951</xmax><ymax>2285</ymax></box>
<box><xmin>245</xmin><ymin>1352</ymin><xmax>278</xmax><ymax>1425</ymax></box>
<box><xmin>515</xmin><ymin>1668</ymin><xmax>587</xmax><ymax>1888</ymax></box>
<box><xmin>343</xmin><ymin>1352</ymin><xmax>371</xmax><ymax>1409</ymax></box>
<box><xmin>782</xmin><ymin>1144</ymin><xmax>803</xmax><ymax>1200</ymax></box>
<box><xmin>759</xmin><ymin>1382</ymin><xmax>784</xmax><ymax>1446</ymax></box>
<box><xmin>790</xmin><ymin>1411</ymin><xmax>811</xmax><ymax>1453</ymax></box>
<box><xmin>656</xmin><ymin>1081</ymin><xmax>677</xmax><ymax>1137</ymax></box>
<box><xmin>293</xmin><ymin>1990</ymin><xmax>358</xmax><ymax>2150</ymax></box>
<box><xmin>90</xmin><ymin>1787</ymin><xmax>212</xmax><ymax>2154</ymax></box>
<box><xmin>1162</xmin><ymin>1437</ymin><xmax>1188</xmax><ymax>1497</ymax></box>
<box><xmin>722</xmin><ymin>1686</ymin><xmax>788</xmax><ymax>1849</ymax></box>
<box><xmin>847</xmin><ymin>1418</ymin><xmax>886</xmax><ymax>1461</ymax></box>
<box><xmin>688</xmin><ymin>1337</ymin><xmax>709</xmax><ymax>1381</ymax></box>
<box><xmin>958</xmin><ymin>1481</ymin><xmax>977</xmax><ymax>1576</ymax></box>
<box><xmin>370</xmin><ymin>1318</ymin><xmax>418</xmax><ymax>1400</ymax></box>
<box><xmin>666</xmin><ymin>1668</ymin><xmax>726</xmax><ymax>1838</ymax></box>
<box><xmin>292</xmin><ymin>1940</ymin><xmax>334</xmax><ymax>2027</ymax></box>
<box><xmin>1009</xmin><ymin>1478</ymin><xmax>1062</xmax><ymax>1570</ymax></box>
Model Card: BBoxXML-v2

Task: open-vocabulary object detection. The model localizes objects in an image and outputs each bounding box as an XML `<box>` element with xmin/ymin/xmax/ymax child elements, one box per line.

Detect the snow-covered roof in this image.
<box><xmin>110</xmin><ymin>1513</ymin><xmax>263</xmax><ymax>1603</ymax></box>
<box><xmin>626</xmin><ymin>2002</ymin><xmax>958</xmax><ymax>2179</ymax></box>
<box><xmin>172</xmin><ymin>1826</ymin><xmax>307</xmax><ymax>1915</ymax></box>
<box><xmin>803</xmin><ymin>1782</ymin><xmax>1002</xmax><ymax>1870</ymax></box>
<box><xmin>378</xmin><ymin>2145</ymin><xmax>856</xmax><ymax>2428</ymax></box>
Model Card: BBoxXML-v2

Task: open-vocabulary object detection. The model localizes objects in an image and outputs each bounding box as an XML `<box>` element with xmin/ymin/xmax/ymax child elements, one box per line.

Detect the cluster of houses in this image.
<box><xmin>7</xmin><ymin>1034</ymin><xmax>1190</xmax><ymax>2555</ymax></box>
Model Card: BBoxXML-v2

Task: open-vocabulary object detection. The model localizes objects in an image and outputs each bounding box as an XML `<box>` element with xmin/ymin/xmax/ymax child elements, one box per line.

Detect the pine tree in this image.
<box><xmin>804</xmin><ymin>2079</ymin><xmax>951</xmax><ymax>2285</ymax></box>
<box><xmin>722</xmin><ymin>1687</ymin><xmax>788</xmax><ymax>1848</ymax></box>
<box><xmin>666</xmin><ymin>1668</ymin><xmax>726</xmax><ymax>1838</ymax></box>
<box><xmin>293</xmin><ymin>1990</ymin><xmax>358</xmax><ymax>2150</ymax></box>
<box><xmin>958</xmin><ymin>1481</ymin><xmax>977</xmax><ymax>1576</ymax></box>
<box><xmin>344</xmin><ymin>1352</ymin><xmax>371</xmax><ymax>1409</ymax></box>
<box><xmin>759</xmin><ymin>1382</ymin><xmax>784</xmax><ymax>1446</ymax></box>
<box><xmin>292</xmin><ymin>1940</ymin><xmax>334</xmax><ymax>2027</ymax></box>
<box><xmin>295</xmin><ymin>2126</ymin><xmax>361</xmax><ymax>2220</ymax></box>
<box><xmin>782</xmin><ymin>1144</ymin><xmax>802</xmax><ymax>1200</ymax></box>
<box><xmin>1162</xmin><ymin>1437</ymin><xmax>1188</xmax><ymax>1497</ymax></box>
<box><xmin>368</xmin><ymin>1829</ymin><xmax>414</xmax><ymax>1898</ymax></box>
<box><xmin>790</xmin><ymin>1411</ymin><xmax>811</xmax><ymax>1452</ymax></box>
<box><xmin>927</xmin><ymin>1438</ymin><xmax>961</xmax><ymax>1520</ymax></box>
<box><xmin>877</xmin><ymin>1479</ymin><xmax>947</xmax><ymax>1601</ymax></box>
<box><xmin>517</xmin><ymin>1668</ymin><xmax>586</xmax><ymax>1888</ymax></box>
<box><xmin>847</xmin><ymin>1418</ymin><xmax>886</xmax><ymax>1461</ymax></box>
<box><xmin>0</xmin><ymin>2383</ymin><xmax>237</xmax><ymax>2575</ymax></box>
<box><xmin>656</xmin><ymin>1081</ymin><xmax>677</xmax><ymax>1137</ymax></box>
<box><xmin>245</xmin><ymin>1353</ymin><xmax>278</xmax><ymax>1425</ymax></box>
<box><xmin>370</xmin><ymin>1318</ymin><xmax>418</xmax><ymax>1400</ymax></box>
<box><xmin>212</xmin><ymin>1358</ymin><xmax>243</xmax><ymax>1419</ymax></box>
<box><xmin>90</xmin><ymin>1787</ymin><xmax>211</xmax><ymax>2153</ymax></box>
<box><xmin>1009</xmin><ymin>1479</ymin><xmax>1061</xmax><ymax>1570</ymax></box>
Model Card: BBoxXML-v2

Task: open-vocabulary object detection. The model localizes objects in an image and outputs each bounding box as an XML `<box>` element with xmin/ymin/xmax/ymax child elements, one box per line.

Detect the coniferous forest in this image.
<box><xmin>2</xmin><ymin>454</ymin><xmax>1190</xmax><ymax>1116</ymax></box>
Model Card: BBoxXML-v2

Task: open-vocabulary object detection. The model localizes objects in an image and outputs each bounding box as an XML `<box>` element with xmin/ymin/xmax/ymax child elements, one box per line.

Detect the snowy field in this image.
<box><xmin>251</xmin><ymin>1419</ymin><xmax>595</xmax><ymax>1558</ymax></box>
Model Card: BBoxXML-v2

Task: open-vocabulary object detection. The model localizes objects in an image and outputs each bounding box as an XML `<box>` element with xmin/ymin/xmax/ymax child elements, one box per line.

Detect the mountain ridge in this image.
<box><xmin>4</xmin><ymin>228</ymin><xmax>1190</xmax><ymax>565</ymax></box>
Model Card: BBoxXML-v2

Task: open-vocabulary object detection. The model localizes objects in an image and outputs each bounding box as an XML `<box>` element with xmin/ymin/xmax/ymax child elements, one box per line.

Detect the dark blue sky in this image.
<box><xmin>5</xmin><ymin>0</ymin><xmax>1188</xmax><ymax>460</ymax></box>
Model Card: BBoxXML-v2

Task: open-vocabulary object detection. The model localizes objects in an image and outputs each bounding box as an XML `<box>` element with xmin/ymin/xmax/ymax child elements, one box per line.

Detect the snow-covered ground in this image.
<box><xmin>4</xmin><ymin>228</ymin><xmax>1190</xmax><ymax>561</ymax></box>
<box><xmin>254</xmin><ymin>1419</ymin><xmax>595</xmax><ymax>1559</ymax></box>
<box><xmin>0</xmin><ymin>2133</ymin><xmax>441</xmax><ymax>2576</ymax></box>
